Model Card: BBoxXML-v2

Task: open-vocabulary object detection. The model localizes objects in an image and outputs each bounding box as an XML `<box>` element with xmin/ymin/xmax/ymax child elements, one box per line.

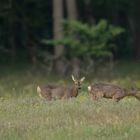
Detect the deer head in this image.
<box><xmin>71</xmin><ymin>75</ymin><xmax>85</xmax><ymax>90</ymax></box>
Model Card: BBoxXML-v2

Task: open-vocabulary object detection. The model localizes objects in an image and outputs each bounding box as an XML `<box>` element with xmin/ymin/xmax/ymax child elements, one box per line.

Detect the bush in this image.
<box><xmin>45</xmin><ymin>19</ymin><xmax>124</xmax><ymax>59</ymax></box>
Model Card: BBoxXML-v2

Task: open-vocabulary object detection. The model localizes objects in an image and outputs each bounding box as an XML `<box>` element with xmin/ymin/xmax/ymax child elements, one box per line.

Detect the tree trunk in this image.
<box><xmin>84</xmin><ymin>0</ymin><xmax>95</xmax><ymax>24</ymax></box>
<box><xmin>134</xmin><ymin>0</ymin><xmax>140</xmax><ymax>60</ymax></box>
<box><xmin>53</xmin><ymin>0</ymin><xmax>65</xmax><ymax>75</ymax></box>
<box><xmin>53</xmin><ymin>0</ymin><xmax>64</xmax><ymax>57</ymax></box>
<box><xmin>27</xmin><ymin>39</ymin><xmax>37</xmax><ymax>65</ymax></box>
<box><xmin>134</xmin><ymin>31</ymin><xmax>140</xmax><ymax>60</ymax></box>
<box><xmin>8</xmin><ymin>0</ymin><xmax>16</xmax><ymax>62</ymax></box>
<box><xmin>9</xmin><ymin>31</ymin><xmax>16</xmax><ymax>62</ymax></box>
<box><xmin>72</xmin><ymin>57</ymin><xmax>81</xmax><ymax>77</ymax></box>
<box><xmin>65</xmin><ymin>0</ymin><xmax>77</xmax><ymax>20</ymax></box>
<box><xmin>65</xmin><ymin>0</ymin><xmax>81</xmax><ymax>76</ymax></box>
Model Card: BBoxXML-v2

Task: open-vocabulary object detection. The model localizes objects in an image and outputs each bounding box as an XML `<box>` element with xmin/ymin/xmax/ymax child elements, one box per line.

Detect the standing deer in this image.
<box><xmin>88</xmin><ymin>83</ymin><xmax>140</xmax><ymax>102</ymax></box>
<box><xmin>37</xmin><ymin>75</ymin><xmax>85</xmax><ymax>100</ymax></box>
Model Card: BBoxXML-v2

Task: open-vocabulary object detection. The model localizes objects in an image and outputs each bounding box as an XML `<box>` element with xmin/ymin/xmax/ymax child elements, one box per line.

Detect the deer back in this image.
<box><xmin>88</xmin><ymin>83</ymin><xmax>126</xmax><ymax>99</ymax></box>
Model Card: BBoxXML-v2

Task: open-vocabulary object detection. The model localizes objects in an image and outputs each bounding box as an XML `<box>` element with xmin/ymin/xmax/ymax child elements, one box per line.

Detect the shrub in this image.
<box><xmin>45</xmin><ymin>19</ymin><xmax>124</xmax><ymax>60</ymax></box>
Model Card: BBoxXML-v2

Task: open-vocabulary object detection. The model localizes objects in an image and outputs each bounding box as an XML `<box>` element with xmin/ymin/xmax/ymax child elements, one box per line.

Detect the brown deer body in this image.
<box><xmin>88</xmin><ymin>83</ymin><xmax>140</xmax><ymax>102</ymax></box>
<box><xmin>37</xmin><ymin>75</ymin><xmax>85</xmax><ymax>101</ymax></box>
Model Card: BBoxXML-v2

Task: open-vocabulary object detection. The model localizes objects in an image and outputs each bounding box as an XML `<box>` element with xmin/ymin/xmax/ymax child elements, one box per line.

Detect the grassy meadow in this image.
<box><xmin>0</xmin><ymin>61</ymin><xmax>140</xmax><ymax>140</ymax></box>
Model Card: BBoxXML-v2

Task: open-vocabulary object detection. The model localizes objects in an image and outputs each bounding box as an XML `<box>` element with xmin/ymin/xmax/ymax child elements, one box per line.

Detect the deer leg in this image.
<box><xmin>61</xmin><ymin>95</ymin><xmax>66</xmax><ymax>100</ymax></box>
<box><xmin>48</xmin><ymin>96</ymin><xmax>52</xmax><ymax>101</ymax></box>
<box><xmin>45</xmin><ymin>93</ymin><xmax>52</xmax><ymax>101</ymax></box>
<box><xmin>112</xmin><ymin>96</ymin><xmax>120</xmax><ymax>102</ymax></box>
<box><xmin>91</xmin><ymin>94</ymin><xmax>98</xmax><ymax>101</ymax></box>
<box><xmin>135</xmin><ymin>96</ymin><xmax>140</xmax><ymax>101</ymax></box>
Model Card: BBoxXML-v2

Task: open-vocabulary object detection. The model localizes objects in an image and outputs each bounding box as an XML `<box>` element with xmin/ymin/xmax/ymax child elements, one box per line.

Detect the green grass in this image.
<box><xmin>0</xmin><ymin>97</ymin><xmax>140</xmax><ymax>140</ymax></box>
<box><xmin>0</xmin><ymin>61</ymin><xmax>140</xmax><ymax>140</ymax></box>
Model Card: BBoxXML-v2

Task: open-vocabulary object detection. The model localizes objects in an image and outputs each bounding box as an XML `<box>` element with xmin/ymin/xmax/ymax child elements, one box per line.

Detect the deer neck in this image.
<box><xmin>72</xmin><ymin>86</ymin><xmax>79</xmax><ymax>97</ymax></box>
<box><xmin>125</xmin><ymin>90</ymin><xmax>137</xmax><ymax>97</ymax></box>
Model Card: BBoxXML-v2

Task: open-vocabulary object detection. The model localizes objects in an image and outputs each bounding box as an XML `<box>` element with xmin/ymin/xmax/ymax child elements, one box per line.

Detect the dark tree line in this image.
<box><xmin>0</xmin><ymin>0</ymin><xmax>140</xmax><ymax>74</ymax></box>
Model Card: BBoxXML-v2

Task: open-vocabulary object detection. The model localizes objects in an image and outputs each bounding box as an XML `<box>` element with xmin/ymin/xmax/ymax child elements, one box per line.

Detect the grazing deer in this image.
<box><xmin>88</xmin><ymin>83</ymin><xmax>140</xmax><ymax>102</ymax></box>
<box><xmin>37</xmin><ymin>75</ymin><xmax>85</xmax><ymax>101</ymax></box>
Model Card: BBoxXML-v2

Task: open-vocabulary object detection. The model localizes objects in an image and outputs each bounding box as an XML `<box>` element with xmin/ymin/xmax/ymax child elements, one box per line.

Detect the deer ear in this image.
<box><xmin>71</xmin><ymin>75</ymin><xmax>76</xmax><ymax>82</ymax></box>
<box><xmin>80</xmin><ymin>77</ymin><xmax>85</xmax><ymax>82</ymax></box>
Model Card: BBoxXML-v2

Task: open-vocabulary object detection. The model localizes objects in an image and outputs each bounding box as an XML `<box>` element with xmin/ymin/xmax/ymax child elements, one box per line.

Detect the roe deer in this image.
<box><xmin>37</xmin><ymin>75</ymin><xmax>85</xmax><ymax>100</ymax></box>
<box><xmin>88</xmin><ymin>83</ymin><xmax>140</xmax><ymax>102</ymax></box>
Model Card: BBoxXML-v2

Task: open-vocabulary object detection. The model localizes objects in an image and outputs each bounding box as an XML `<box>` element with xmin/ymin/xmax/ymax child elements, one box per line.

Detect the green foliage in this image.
<box><xmin>46</xmin><ymin>20</ymin><xmax>124</xmax><ymax>59</ymax></box>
